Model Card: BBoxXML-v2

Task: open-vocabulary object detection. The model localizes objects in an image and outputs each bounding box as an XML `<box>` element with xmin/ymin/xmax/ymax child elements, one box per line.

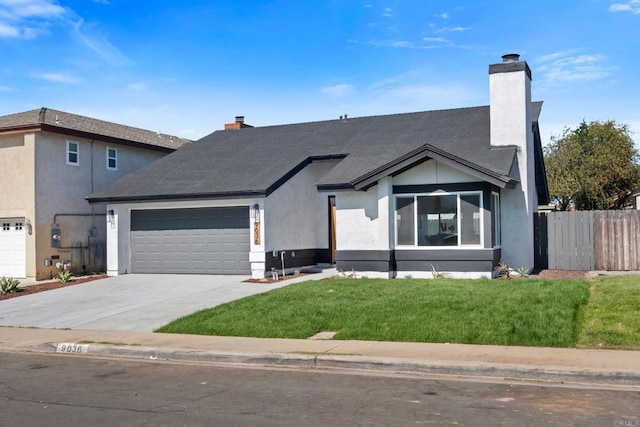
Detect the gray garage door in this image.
<box><xmin>130</xmin><ymin>207</ymin><xmax>250</xmax><ymax>274</ymax></box>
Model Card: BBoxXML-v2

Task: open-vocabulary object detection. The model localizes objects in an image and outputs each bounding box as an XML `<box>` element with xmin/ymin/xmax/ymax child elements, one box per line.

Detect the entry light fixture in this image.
<box><xmin>251</xmin><ymin>204</ymin><xmax>260</xmax><ymax>222</ymax></box>
<box><xmin>25</xmin><ymin>218</ymin><xmax>33</xmax><ymax>235</ymax></box>
<box><xmin>107</xmin><ymin>209</ymin><xmax>115</xmax><ymax>224</ymax></box>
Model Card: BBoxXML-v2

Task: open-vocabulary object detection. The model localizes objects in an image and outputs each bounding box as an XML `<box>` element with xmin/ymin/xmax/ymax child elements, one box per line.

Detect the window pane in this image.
<box><xmin>492</xmin><ymin>193</ymin><xmax>501</xmax><ymax>247</ymax></box>
<box><xmin>67</xmin><ymin>142</ymin><xmax>78</xmax><ymax>164</ymax></box>
<box><xmin>418</xmin><ymin>195</ymin><xmax>457</xmax><ymax>246</ymax></box>
<box><xmin>396</xmin><ymin>197</ymin><xmax>415</xmax><ymax>245</ymax></box>
<box><xmin>460</xmin><ymin>194</ymin><xmax>481</xmax><ymax>245</ymax></box>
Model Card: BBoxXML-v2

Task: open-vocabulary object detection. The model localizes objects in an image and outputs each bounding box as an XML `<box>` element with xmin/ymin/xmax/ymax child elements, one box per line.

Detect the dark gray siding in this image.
<box><xmin>336</xmin><ymin>249</ymin><xmax>500</xmax><ymax>274</ymax></box>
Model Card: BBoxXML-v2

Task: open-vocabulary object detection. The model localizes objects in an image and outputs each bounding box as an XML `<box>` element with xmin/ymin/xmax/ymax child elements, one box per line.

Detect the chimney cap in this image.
<box><xmin>502</xmin><ymin>53</ymin><xmax>520</xmax><ymax>62</ymax></box>
<box><xmin>235</xmin><ymin>116</ymin><xmax>245</xmax><ymax>123</ymax></box>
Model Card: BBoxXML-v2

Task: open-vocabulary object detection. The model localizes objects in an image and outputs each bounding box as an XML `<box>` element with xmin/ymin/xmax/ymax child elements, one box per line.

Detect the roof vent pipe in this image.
<box><xmin>502</xmin><ymin>53</ymin><xmax>520</xmax><ymax>62</ymax></box>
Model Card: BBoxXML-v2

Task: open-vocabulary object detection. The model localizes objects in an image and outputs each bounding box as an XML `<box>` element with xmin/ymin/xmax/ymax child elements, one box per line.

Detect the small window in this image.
<box><xmin>106</xmin><ymin>147</ymin><xmax>117</xmax><ymax>170</ymax></box>
<box><xmin>2</xmin><ymin>223</ymin><xmax>9</xmax><ymax>231</ymax></box>
<box><xmin>15</xmin><ymin>222</ymin><xmax>23</xmax><ymax>230</ymax></box>
<box><xmin>492</xmin><ymin>192</ymin><xmax>501</xmax><ymax>247</ymax></box>
<box><xmin>66</xmin><ymin>140</ymin><xmax>79</xmax><ymax>166</ymax></box>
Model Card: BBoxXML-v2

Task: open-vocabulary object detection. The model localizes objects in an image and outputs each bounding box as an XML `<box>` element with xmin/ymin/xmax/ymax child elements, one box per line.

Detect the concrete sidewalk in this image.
<box><xmin>1</xmin><ymin>326</ymin><xmax>639</xmax><ymax>387</ymax></box>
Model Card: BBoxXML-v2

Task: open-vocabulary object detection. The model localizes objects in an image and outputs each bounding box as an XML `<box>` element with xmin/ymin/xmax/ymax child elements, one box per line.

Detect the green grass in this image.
<box><xmin>577</xmin><ymin>274</ymin><xmax>640</xmax><ymax>350</ymax></box>
<box><xmin>157</xmin><ymin>278</ymin><xmax>591</xmax><ymax>348</ymax></box>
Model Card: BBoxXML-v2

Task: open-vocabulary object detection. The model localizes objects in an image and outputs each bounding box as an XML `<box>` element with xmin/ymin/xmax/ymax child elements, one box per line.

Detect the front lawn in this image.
<box><xmin>157</xmin><ymin>278</ymin><xmax>590</xmax><ymax>348</ymax></box>
<box><xmin>577</xmin><ymin>274</ymin><xmax>640</xmax><ymax>349</ymax></box>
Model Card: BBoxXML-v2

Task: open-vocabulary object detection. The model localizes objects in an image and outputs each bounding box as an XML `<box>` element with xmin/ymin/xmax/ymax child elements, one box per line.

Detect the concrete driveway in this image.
<box><xmin>0</xmin><ymin>272</ymin><xmax>333</xmax><ymax>332</ymax></box>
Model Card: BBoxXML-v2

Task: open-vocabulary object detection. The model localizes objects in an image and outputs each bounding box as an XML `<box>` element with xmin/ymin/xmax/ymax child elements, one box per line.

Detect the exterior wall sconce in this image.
<box><xmin>107</xmin><ymin>210</ymin><xmax>115</xmax><ymax>224</ymax></box>
<box><xmin>251</xmin><ymin>204</ymin><xmax>261</xmax><ymax>245</ymax></box>
<box><xmin>25</xmin><ymin>218</ymin><xmax>33</xmax><ymax>235</ymax></box>
<box><xmin>251</xmin><ymin>204</ymin><xmax>260</xmax><ymax>222</ymax></box>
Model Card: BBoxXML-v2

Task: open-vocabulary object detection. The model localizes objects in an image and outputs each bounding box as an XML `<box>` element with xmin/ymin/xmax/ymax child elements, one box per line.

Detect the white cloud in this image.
<box><xmin>365</xmin><ymin>82</ymin><xmax>481</xmax><ymax>114</ymax></box>
<box><xmin>35</xmin><ymin>71</ymin><xmax>81</xmax><ymax>83</ymax></box>
<box><xmin>0</xmin><ymin>1</ymin><xmax>129</xmax><ymax>66</ymax></box>
<box><xmin>0</xmin><ymin>21</ymin><xmax>18</xmax><ymax>36</ymax></box>
<box><xmin>364</xmin><ymin>71</ymin><xmax>481</xmax><ymax>112</ymax></box>
<box><xmin>609</xmin><ymin>0</ymin><xmax>640</xmax><ymax>14</ymax></box>
<box><xmin>0</xmin><ymin>0</ymin><xmax>67</xmax><ymax>39</ymax></box>
<box><xmin>536</xmin><ymin>51</ymin><xmax>615</xmax><ymax>84</ymax></box>
<box><xmin>382</xmin><ymin>7</ymin><xmax>392</xmax><ymax>17</ymax></box>
<box><xmin>127</xmin><ymin>82</ymin><xmax>147</xmax><ymax>91</ymax></box>
<box><xmin>435</xmin><ymin>26</ymin><xmax>471</xmax><ymax>33</ymax></box>
<box><xmin>321</xmin><ymin>83</ymin><xmax>355</xmax><ymax>98</ymax></box>
<box><xmin>71</xmin><ymin>18</ymin><xmax>130</xmax><ymax>66</ymax></box>
<box><xmin>423</xmin><ymin>37</ymin><xmax>448</xmax><ymax>43</ymax></box>
<box><xmin>437</xmin><ymin>12</ymin><xmax>449</xmax><ymax>19</ymax></box>
<box><xmin>0</xmin><ymin>0</ymin><xmax>66</xmax><ymax>21</ymax></box>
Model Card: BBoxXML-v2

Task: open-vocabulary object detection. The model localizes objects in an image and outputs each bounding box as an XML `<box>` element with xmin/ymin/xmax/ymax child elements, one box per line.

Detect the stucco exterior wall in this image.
<box><xmin>489</xmin><ymin>63</ymin><xmax>536</xmax><ymax>271</ymax></box>
<box><xmin>0</xmin><ymin>131</ymin><xmax>170</xmax><ymax>280</ymax></box>
<box><xmin>393</xmin><ymin>160</ymin><xmax>479</xmax><ymax>186</ymax></box>
<box><xmin>0</xmin><ymin>133</ymin><xmax>36</xmax><ymax>278</ymax></box>
<box><xmin>265</xmin><ymin>160</ymin><xmax>338</xmax><ymax>251</ymax></box>
<box><xmin>335</xmin><ymin>186</ymin><xmax>380</xmax><ymax>250</ymax></box>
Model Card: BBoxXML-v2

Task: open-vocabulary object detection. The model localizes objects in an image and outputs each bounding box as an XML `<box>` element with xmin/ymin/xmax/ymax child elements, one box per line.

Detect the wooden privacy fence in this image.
<box><xmin>534</xmin><ymin>210</ymin><xmax>640</xmax><ymax>271</ymax></box>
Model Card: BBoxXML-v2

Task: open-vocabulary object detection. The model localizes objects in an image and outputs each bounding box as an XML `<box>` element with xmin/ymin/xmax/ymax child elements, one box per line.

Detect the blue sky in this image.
<box><xmin>1</xmin><ymin>0</ymin><xmax>639</xmax><ymax>146</ymax></box>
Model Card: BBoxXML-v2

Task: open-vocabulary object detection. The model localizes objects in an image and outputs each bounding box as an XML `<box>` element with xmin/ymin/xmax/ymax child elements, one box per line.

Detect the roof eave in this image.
<box><xmin>40</xmin><ymin>124</ymin><xmax>177</xmax><ymax>153</ymax></box>
<box><xmin>86</xmin><ymin>190</ymin><xmax>267</xmax><ymax>204</ymax></box>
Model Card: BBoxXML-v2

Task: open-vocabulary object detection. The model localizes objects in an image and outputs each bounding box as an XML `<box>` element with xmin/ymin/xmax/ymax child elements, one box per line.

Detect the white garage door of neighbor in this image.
<box><xmin>130</xmin><ymin>207</ymin><xmax>251</xmax><ymax>274</ymax></box>
<box><xmin>0</xmin><ymin>218</ymin><xmax>26</xmax><ymax>278</ymax></box>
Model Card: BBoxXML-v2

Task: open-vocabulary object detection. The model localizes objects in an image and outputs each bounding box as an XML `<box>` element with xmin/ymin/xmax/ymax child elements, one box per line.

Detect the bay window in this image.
<box><xmin>395</xmin><ymin>192</ymin><xmax>482</xmax><ymax>247</ymax></box>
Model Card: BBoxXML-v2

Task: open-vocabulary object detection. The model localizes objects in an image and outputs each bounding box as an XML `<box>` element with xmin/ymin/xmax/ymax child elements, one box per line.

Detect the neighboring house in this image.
<box><xmin>88</xmin><ymin>54</ymin><xmax>549</xmax><ymax>279</ymax></box>
<box><xmin>631</xmin><ymin>188</ymin><xmax>640</xmax><ymax>210</ymax></box>
<box><xmin>0</xmin><ymin>108</ymin><xmax>190</xmax><ymax>280</ymax></box>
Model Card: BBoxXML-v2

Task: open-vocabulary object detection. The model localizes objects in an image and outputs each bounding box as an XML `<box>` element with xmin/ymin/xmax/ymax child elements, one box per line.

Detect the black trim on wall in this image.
<box><xmin>395</xmin><ymin>249</ymin><xmax>500</xmax><ymax>272</ymax></box>
<box><xmin>265</xmin><ymin>249</ymin><xmax>331</xmax><ymax>272</ymax></box>
<box><xmin>393</xmin><ymin>182</ymin><xmax>492</xmax><ymax>194</ymax></box>
<box><xmin>335</xmin><ymin>249</ymin><xmax>500</xmax><ymax>273</ymax></box>
<box><xmin>336</xmin><ymin>250</ymin><xmax>394</xmax><ymax>272</ymax></box>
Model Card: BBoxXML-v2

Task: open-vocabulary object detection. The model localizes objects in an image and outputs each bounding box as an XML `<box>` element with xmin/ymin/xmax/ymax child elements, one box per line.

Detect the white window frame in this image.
<box><xmin>492</xmin><ymin>191</ymin><xmax>501</xmax><ymax>248</ymax></box>
<box><xmin>106</xmin><ymin>146</ymin><xmax>118</xmax><ymax>171</ymax></box>
<box><xmin>394</xmin><ymin>191</ymin><xmax>484</xmax><ymax>249</ymax></box>
<box><xmin>66</xmin><ymin>140</ymin><xmax>79</xmax><ymax>166</ymax></box>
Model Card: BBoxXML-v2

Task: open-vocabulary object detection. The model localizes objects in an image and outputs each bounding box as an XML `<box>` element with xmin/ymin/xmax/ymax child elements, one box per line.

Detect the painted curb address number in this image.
<box><xmin>56</xmin><ymin>343</ymin><xmax>89</xmax><ymax>354</ymax></box>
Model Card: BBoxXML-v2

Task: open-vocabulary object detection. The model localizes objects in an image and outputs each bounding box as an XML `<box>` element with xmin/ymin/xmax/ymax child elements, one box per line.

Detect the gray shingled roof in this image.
<box><xmin>0</xmin><ymin>108</ymin><xmax>190</xmax><ymax>151</ymax></box>
<box><xmin>87</xmin><ymin>102</ymin><xmax>544</xmax><ymax>203</ymax></box>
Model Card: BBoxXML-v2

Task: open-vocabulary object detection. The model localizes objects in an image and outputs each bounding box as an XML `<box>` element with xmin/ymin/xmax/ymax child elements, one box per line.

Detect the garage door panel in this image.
<box><xmin>130</xmin><ymin>208</ymin><xmax>250</xmax><ymax>274</ymax></box>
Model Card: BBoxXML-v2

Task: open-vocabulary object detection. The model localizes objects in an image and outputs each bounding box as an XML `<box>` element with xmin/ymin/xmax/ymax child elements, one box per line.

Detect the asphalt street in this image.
<box><xmin>2</xmin><ymin>352</ymin><xmax>639</xmax><ymax>426</ymax></box>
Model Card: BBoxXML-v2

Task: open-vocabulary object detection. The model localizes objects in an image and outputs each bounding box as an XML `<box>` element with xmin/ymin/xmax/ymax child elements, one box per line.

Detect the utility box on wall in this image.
<box><xmin>51</xmin><ymin>223</ymin><xmax>61</xmax><ymax>248</ymax></box>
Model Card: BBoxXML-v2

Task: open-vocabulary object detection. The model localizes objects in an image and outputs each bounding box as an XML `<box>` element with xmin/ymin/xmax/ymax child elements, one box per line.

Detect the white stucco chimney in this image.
<box><xmin>489</xmin><ymin>53</ymin><xmax>537</xmax><ymax>271</ymax></box>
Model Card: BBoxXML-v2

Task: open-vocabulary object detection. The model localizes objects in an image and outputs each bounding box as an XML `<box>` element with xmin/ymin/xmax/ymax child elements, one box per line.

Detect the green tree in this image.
<box><xmin>544</xmin><ymin>120</ymin><xmax>639</xmax><ymax>210</ymax></box>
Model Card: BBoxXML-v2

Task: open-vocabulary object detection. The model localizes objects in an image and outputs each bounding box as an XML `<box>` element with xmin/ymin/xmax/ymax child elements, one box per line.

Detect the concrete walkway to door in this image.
<box><xmin>0</xmin><ymin>271</ymin><xmax>336</xmax><ymax>332</ymax></box>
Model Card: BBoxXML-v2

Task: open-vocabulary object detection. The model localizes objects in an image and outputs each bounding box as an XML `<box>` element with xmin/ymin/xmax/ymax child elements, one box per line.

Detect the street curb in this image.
<box><xmin>28</xmin><ymin>343</ymin><xmax>640</xmax><ymax>387</ymax></box>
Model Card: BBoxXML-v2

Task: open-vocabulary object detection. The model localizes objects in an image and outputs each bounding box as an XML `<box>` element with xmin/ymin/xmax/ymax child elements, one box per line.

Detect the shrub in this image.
<box><xmin>57</xmin><ymin>270</ymin><xmax>73</xmax><ymax>283</ymax></box>
<box><xmin>0</xmin><ymin>276</ymin><xmax>22</xmax><ymax>294</ymax></box>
